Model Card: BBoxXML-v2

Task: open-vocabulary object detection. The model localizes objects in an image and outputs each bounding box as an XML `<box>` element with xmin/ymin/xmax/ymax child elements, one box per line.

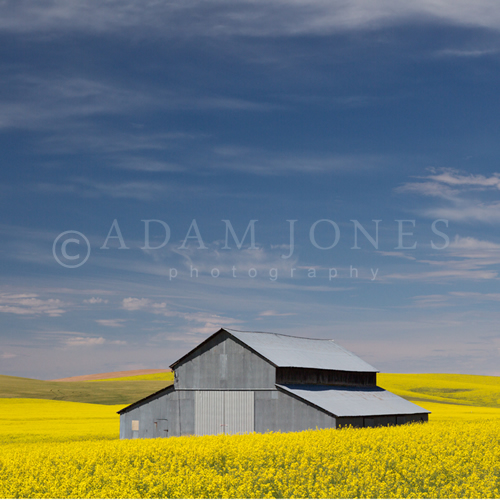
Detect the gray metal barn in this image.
<box><xmin>118</xmin><ymin>328</ymin><xmax>429</xmax><ymax>439</ymax></box>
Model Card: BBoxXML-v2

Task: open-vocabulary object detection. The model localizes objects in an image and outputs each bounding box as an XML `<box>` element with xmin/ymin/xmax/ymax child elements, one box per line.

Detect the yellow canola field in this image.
<box><xmin>0</xmin><ymin>399</ymin><xmax>121</xmax><ymax>444</ymax></box>
<box><xmin>378</xmin><ymin>373</ymin><xmax>500</xmax><ymax>408</ymax></box>
<box><xmin>1</xmin><ymin>420</ymin><xmax>499</xmax><ymax>499</ymax></box>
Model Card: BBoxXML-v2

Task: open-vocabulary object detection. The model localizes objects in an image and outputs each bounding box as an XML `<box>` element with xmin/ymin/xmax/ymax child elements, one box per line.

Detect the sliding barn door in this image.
<box><xmin>195</xmin><ymin>391</ymin><xmax>254</xmax><ymax>436</ymax></box>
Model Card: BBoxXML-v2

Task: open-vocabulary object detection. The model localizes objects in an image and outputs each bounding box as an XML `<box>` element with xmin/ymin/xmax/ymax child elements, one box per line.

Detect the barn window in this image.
<box><xmin>131</xmin><ymin>420</ymin><xmax>139</xmax><ymax>431</ymax></box>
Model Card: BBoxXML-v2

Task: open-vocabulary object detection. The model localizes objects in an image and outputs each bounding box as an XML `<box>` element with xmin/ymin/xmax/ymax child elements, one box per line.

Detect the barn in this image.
<box><xmin>118</xmin><ymin>328</ymin><xmax>429</xmax><ymax>439</ymax></box>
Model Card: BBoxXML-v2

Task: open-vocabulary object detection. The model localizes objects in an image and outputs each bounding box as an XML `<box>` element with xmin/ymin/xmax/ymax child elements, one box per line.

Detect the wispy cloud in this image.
<box><xmin>95</xmin><ymin>319</ymin><xmax>126</xmax><ymax>328</ymax></box>
<box><xmin>121</xmin><ymin>297</ymin><xmax>243</xmax><ymax>334</ymax></box>
<box><xmin>3</xmin><ymin>1</ymin><xmax>500</xmax><ymax>37</ymax></box>
<box><xmin>434</xmin><ymin>48</ymin><xmax>500</xmax><ymax>58</ymax></box>
<box><xmin>0</xmin><ymin>72</ymin><xmax>274</xmax><ymax>133</ymax></box>
<box><xmin>84</xmin><ymin>297</ymin><xmax>108</xmax><ymax>304</ymax></box>
<box><xmin>396</xmin><ymin>168</ymin><xmax>500</xmax><ymax>222</ymax></box>
<box><xmin>428</xmin><ymin>171</ymin><xmax>500</xmax><ymax>189</ymax></box>
<box><xmin>211</xmin><ymin>148</ymin><xmax>389</xmax><ymax>174</ymax></box>
<box><xmin>62</xmin><ymin>336</ymin><xmax>127</xmax><ymax>347</ymax></box>
<box><xmin>1</xmin><ymin>352</ymin><xmax>18</xmax><ymax>359</ymax></box>
<box><xmin>34</xmin><ymin>330</ymin><xmax>128</xmax><ymax>348</ymax></box>
<box><xmin>411</xmin><ymin>290</ymin><xmax>500</xmax><ymax>308</ymax></box>
<box><xmin>33</xmin><ymin>178</ymin><xmax>207</xmax><ymax>201</ymax></box>
<box><xmin>0</xmin><ymin>293</ymin><xmax>66</xmax><ymax>316</ymax></box>
<box><xmin>384</xmin><ymin>235</ymin><xmax>500</xmax><ymax>282</ymax></box>
<box><xmin>0</xmin><ymin>75</ymin><xmax>151</xmax><ymax>130</ymax></box>
<box><xmin>258</xmin><ymin>310</ymin><xmax>296</xmax><ymax>317</ymax></box>
<box><xmin>64</xmin><ymin>336</ymin><xmax>106</xmax><ymax>347</ymax></box>
<box><xmin>122</xmin><ymin>297</ymin><xmax>170</xmax><ymax>315</ymax></box>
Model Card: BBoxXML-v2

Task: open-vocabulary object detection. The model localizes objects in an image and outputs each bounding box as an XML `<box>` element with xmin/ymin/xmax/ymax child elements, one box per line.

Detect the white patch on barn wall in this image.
<box><xmin>131</xmin><ymin>419</ymin><xmax>139</xmax><ymax>439</ymax></box>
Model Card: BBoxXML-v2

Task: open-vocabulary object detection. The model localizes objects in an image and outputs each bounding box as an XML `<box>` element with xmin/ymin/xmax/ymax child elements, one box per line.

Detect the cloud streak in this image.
<box><xmin>396</xmin><ymin>168</ymin><xmax>500</xmax><ymax>222</ymax></box>
<box><xmin>3</xmin><ymin>1</ymin><xmax>500</xmax><ymax>37</ymax></box>
<box><xmin>384</xmin><ymin>235</ymin><xmax>500</xmax><ymax>282</ymax></box>
<box><xmin>0</xmin><ymin>294</ymin><xmax>66</xmax><ymax>316</ymax></box>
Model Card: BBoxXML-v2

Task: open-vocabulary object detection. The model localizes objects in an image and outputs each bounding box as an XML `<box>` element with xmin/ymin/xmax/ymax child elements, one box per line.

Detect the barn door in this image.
<box><xmin>224</xmin><ymin>391</ymin><xmax>254</xmax><ymax>435</ymax></box>
<box><xmin>195</xmin><ymin>391</ymin><xmax>225</xmax><ymax>435</ymax></box>
<box><xmin>154</xmin><ymin>419</ymin><xmax>168</xmax><ymax>438</ymax></box>
<box><xmin>195</xmin><ymin>391</ymin><xmax>254</xmax><ymax>436</ymax></box>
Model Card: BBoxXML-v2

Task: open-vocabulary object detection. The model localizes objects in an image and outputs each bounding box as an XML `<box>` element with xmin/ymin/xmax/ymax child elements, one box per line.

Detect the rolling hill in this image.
<box><xmin>0</xmin><ymin>374</ymin><xmax>173</xmax><ymax>405</ymax></box>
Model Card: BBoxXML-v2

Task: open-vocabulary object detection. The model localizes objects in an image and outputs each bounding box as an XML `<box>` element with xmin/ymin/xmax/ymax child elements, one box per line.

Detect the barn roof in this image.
<box><xmin>277</xmin><ymin>384</ymin><xmax>430</xmax><ymax>417</ymax></box>
<box><xmin>224</xmin><ymin>329</ymin><xmax>378</xmax><ymax>372</ymax></box>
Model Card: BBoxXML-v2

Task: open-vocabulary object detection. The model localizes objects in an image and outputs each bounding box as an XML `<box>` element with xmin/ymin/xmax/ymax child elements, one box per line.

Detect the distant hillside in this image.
<box><xmin>379</xmin><ymin>373</ymin><xmax>500</xmax><ymax>408</ymax></box>
<box><xmin>0</xmin><ymin>374</ymin><xmax>172</xmax><ymax>405</ymax></box>
<box><xmin>91</xmin><ymin>372</ymin><xmax>174</xmax><ymax>382</ymax></box>
<box><xmin>2</xmin><ymin>372</ymin><xmax>498</xmax><ymax>408</ymax></box>
<box><xmin>51</xmin><ymin>368</ymin><xmax>172</xmax><ymax>382</ymax></box>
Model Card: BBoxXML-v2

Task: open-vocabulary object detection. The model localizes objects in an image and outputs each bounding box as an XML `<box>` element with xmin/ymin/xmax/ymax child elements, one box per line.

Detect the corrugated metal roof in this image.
<box><xmin>277</xmin><ymin>384</ymin><xmax>430</xmax><ymax>417</ymax></box>
<box><xmin>225</xmin><ymin>329</ymin><xmax>377</xmax><ymax>372</ymax></box>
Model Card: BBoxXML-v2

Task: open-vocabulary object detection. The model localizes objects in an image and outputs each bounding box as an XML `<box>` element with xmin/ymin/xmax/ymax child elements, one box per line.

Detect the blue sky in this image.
<box><xmin>1</xmin><ymin>1</ymin><xmax>500</xmax><ymax>379</ymax></box>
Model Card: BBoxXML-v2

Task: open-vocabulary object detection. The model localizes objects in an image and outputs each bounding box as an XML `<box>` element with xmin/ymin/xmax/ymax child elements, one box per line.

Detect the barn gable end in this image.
<box><xmin>172</xmin><ymin>329</ymin><xmax>276</xmax><ymax>390</ymax></box>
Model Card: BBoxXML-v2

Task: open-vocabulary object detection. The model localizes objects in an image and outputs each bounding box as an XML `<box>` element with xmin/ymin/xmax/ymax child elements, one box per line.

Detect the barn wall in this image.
<box><xmin>175</xmin><ymin>332</ymin><xmax>276</xmax><ymax>389</ymax></box>
<box><xmin>119</xmin><ymin>389</ymin><xmax>195</xmax><ymax>439</ymax></box>
<box><xmin>255</xmin><ymin>390</ymin><xmax>336</xmax><ymax>433</ymax></box>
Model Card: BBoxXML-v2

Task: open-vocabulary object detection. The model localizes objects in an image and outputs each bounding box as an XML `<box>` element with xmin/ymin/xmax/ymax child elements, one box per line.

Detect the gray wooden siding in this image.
<box><xmin>119</xmin><ymin>390</ymin><xmax>195</xmax><ymax>439</ymax></box>
<box><xmin>194</xmin><ymin>391</ymin><xmax>254</xmax><ymax>435</ymax></box>
<box><xmin>255</xmin><ymin>390</ymin><xmax>336</xmax><ymax>433</ymax></box>
<box><xmin>174</xmin><ymin>332</ymin><xmax>275</xmax><ymax>389</ymax></box>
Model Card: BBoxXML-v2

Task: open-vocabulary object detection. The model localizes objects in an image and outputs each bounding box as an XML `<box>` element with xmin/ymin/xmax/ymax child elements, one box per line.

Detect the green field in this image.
<box><xmin>0</xmin><ymin>374</ymin><xmax>173</xmax><ymax>405</ymax></box>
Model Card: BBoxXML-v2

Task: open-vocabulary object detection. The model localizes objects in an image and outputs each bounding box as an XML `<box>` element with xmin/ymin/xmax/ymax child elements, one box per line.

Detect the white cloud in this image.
<box><xmin>259</xmin><ymin>310</ymin><xmax>296</xmax><ymax>317</ymax></box>
<box><xmin>378</xmin><ymin>251</ymin><xmax>417</xmax><ymax>260</ymax></box>
<box><xmin>0</xmin><ymin>75</ymin><xmax>150</xmax><ymax>130</ymax></box>
<box><xmin>449</xmin><ymin>291</ymin><xmax>500</xmax><ymax>301</ymax></box>
<box><xmin>122</xmin><ymin>297</ymin><xmax>169</xmax><ymax>314</ymax></box>
<box><xmin>395</xmin><ymin>181</ymin><xmax>459</xmax><ymax>199</ymax></box>
<box><xmin>61</xmin><ymin>335</ymin><xmax>127</xmax><ymax>347</ymax></box>
<box><xmin>121</xmin><ymin>296</ymin><xmax>243</xmax><ymax>334</ymax></box>
<box><xmin>0</xmin><ymin>293</ymin><xmax>66</xmax><ymax>316</ymax></box>
<box><xmin>64</xmin><ymin>336</ymin><xmax>106</xmax><ymax>347</ymax></box>
<box><xmin>411</xmin><ymin>294</ymin><xmax>451</xmax><ymax>308</ymax></box>
<box><xmin>0</xmin><ymin>73</ymin><xmax>272</xmax><ymax>133</ymax></box>
<box><xmin>33</xmin><ymin>178</ymin><xmax>209</xmax><ymax>201</ymax></box>
<box><xmin>95</xmin><ymin>319</ymin><xmax>126</xmax><ymax>327</ymax></box>
<box><xmin>3</xmin><ymin>1</ymin><xmax>500</xmax><ymax>37</ymax></box>
<box><xmin>397</xmin><ymin>169</ymin><xmax>500</xmax><ymax>222</ymax></box>
<box><xmin>435</xmin><ymin>48</ymin><xmax>499</xmax><ymax>58</ymax></box>
<box><xmin>84</xmin><ymin>297</ymin><xmax>108</xmax><ymax>304</ymax></box>
<box><xmin>429</xmin><ymin>171</ymin><xmax>500</xmax><ymax>189</ymax></box>
<box><xmin>411</xmin><ymin>290</ymin><xmax>500</xmax><ymax>308</ymax></box>
<box><xmin>1</xmin><ymin>352</ymin><xmax>17</xmax><ymax>359</ymax></box>
<box><xmin>424</xmin><ymin>202</ymin><xmax>500</xmax><ymax>223</ymax></box>
<box><xmin>212</xmin><ymin>149</ymin><xmax>389</xmax><ymax>174</ymax></box>
<box><xmin>384</xmin><ymin>235</ymin><xmax>500</xmax><ymax>282</ymax></box>
<box><xmin>449</xmin><ymin>235</ymin><xmax>500</xmax><ymax>254</ymax></box>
